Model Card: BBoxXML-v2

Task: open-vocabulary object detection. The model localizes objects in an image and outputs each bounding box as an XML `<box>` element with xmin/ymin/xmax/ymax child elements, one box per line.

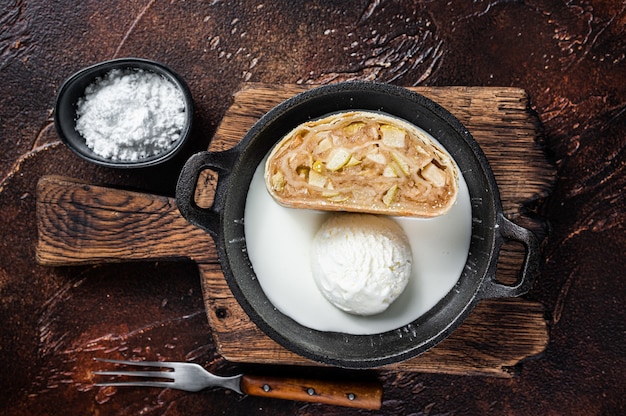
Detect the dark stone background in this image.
<box><xmin>1</xmin><ymin>1</ymin><xmax>624</xmax><ymax>415</ymax></box>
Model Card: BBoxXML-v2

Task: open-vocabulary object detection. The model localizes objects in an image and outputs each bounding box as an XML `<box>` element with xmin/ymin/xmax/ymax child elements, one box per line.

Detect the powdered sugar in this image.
<box><xmin>75</xmin><ymin>68</ymin><xmax>186</xmax><ymax>161</ymax></box>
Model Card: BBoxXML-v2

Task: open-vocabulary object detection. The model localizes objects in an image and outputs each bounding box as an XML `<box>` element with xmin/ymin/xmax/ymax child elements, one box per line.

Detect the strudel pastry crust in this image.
<box><xmin>265</xmin><ymin>111</ymin><xmax>458</xmax><ymax>217</ymax></box>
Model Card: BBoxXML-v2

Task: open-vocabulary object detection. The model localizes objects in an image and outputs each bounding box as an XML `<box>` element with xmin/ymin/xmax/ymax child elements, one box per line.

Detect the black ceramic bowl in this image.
<box><xmin>54</xmin><ymin>58</ymin><xmax>194</xmax><ymax>168</ymax></box>
<box><xmin>176</xmin><ymin>81</ymin><xmax>540</xmax><ymax>369</ymax></box>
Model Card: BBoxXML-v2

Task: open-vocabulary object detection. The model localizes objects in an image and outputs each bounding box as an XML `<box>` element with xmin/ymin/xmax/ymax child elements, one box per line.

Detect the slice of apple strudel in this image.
<box><xmin>265</xmin><ymin>111</ymin><xmax>459</xmax><ymax>218</ymax></box>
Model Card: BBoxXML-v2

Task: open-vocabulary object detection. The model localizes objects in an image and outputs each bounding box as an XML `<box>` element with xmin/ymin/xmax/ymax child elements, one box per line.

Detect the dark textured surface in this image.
<box><xmin>0</xmin><ymin>1</ymin><xmax>624</xmax><ymax>415</ymax></box>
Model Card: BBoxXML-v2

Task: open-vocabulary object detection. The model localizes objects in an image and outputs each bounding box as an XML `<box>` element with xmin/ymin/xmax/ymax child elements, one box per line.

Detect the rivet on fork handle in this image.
<box><xmin>240</xmin><ymin>374</ymin><xmax>383</xmax><ymax>410</ymax></box>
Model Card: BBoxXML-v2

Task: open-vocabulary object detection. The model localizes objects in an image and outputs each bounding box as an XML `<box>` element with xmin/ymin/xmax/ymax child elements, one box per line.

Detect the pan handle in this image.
<box><xmin>176</xmin><ymin>149</ymin><xmax>238</xmax><ymax>238</ymax></box>
<box><xmin>480</xmin><ymin>214</ymin><xmax>540</xmax><ymax>299</ymax></box>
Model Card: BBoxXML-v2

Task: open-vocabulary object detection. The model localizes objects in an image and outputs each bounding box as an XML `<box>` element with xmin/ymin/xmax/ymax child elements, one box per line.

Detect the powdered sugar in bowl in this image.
<box><xmin>54</xmin><ymin>58</ymin><xmax>193</xmax><ymax>168</ymax></box>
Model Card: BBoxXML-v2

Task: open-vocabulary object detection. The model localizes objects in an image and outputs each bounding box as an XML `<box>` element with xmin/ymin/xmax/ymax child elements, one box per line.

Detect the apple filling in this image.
<box><xmin>265</xmin><ymin>111</ymin><xmax>458</xmax><ymax>218</ymax></box>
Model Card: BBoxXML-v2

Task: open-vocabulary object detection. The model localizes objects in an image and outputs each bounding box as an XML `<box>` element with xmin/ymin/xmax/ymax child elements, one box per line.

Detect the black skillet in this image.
<box><xmin>175</xmin><ymin>81</ymin><xmax>539</xmax><ymax>369</ymax></box>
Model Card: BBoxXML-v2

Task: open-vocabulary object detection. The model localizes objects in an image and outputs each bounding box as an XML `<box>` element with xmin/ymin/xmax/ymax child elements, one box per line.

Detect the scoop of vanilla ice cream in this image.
<box><xmin>311</xmin><ymin>213</ymin><xmax>413</xmax><ymax>316</ymax></box>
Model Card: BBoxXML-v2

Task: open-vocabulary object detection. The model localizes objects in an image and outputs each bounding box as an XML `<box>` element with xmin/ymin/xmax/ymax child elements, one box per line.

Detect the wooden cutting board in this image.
<box><xmin>37</xmin><ymin>83</ymin><xmax>553</xmax><ymax>377</ymax></box>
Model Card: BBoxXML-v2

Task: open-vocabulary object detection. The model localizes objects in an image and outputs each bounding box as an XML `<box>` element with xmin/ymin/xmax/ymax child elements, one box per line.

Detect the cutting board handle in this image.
<box><xmin>175</xmin><ymin>148</ymin><xmax>238</xmax><ymax>238</ymax></box>
<box><xmin>36</xmin><ymin>175</ymin><xmax>215</xmax><ymax>266</ymax></box>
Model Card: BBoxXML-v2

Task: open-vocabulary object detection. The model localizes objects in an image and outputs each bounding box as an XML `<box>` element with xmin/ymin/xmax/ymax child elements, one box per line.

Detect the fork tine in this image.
<box><xmin>93</xmin><ymin>370</ymin><xmax>174</xmax><ymax>380</ymax></box>
<box><xmin>95</xmin><ymin>381</ymin><xmax>174</xmax><ymax>389</ymax></box>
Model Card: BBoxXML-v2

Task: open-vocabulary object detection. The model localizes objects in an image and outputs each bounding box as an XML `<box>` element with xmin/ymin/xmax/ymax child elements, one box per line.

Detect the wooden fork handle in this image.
<box><xmin>240</xmin><ymin>374</ymin><xmax>383</xmax><ymax>409</ymax></box>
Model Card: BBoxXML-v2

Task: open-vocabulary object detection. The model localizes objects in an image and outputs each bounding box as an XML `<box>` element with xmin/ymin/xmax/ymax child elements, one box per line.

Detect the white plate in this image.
<box><xmin>244</xmin><ymin>145</ymin><xmax>472</xmax><ymax>335</ymax></box>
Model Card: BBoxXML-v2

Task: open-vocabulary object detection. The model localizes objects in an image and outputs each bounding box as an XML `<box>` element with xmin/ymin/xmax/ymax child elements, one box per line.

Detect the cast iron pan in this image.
<box><xmin>175</xmin><ymin>82</ymin><xmax>539</xmax><ymax>369</ymax></box>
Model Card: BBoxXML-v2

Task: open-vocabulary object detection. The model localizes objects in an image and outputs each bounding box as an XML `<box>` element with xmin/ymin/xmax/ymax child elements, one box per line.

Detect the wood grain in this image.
<box><xmin>36</xmin><ymin>84</ymin><xmax>554</xmax><ymax>377</ymax></box>
<box><xmin>36</xmin><ymin>176</ymin><xmax>216</xmax><ymax>265</ymax></box>
<box><xmin>240</xmin><ymin>374</ymin><xmax>383</xmax><ymax>409</ymax></box>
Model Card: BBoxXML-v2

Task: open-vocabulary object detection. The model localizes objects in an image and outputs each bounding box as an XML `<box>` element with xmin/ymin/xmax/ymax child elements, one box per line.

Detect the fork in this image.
<box><xmin>93</xmin><ymin>358</ymin><xmax>382</xmax><ymax>410</ymax></box>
